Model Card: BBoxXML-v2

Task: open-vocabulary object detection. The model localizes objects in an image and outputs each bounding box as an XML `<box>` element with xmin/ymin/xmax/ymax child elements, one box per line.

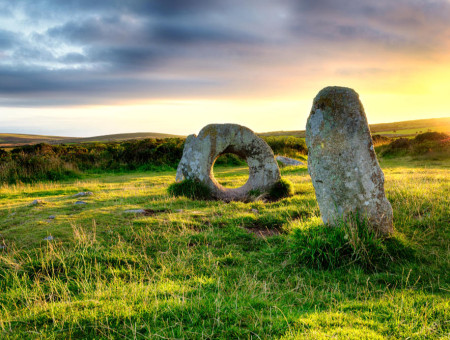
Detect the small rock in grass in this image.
<box><xmin>30</xmin><ymin>199</ymin><xmax>44</xmax><ymax>206</ymax></box>
<box><xmin>72</xmin><ymin>191</ymin><xmax>93</xmax><ymax>198</ymax></box>
<box><xmin>124</xmin><ymin>209</ymin><xmax>146</xmax><ymax>214</ymax></box>
<box><xmin>48</xmin><ymin>215</ymin><xmax>56</xmax><ymax>219</ymax></box>
<box><xmin>0</xmin><ymin>245</ymin><xmax>5</xmax><ymax>250</ymax></box>
<box><xmin>43</xmin><ymin>236</ymin><xmax>54</xmax><ymax>241</ymax></box>
<box><xmin>175</xmin><ymin>209</ymin><xmax>184</xmax><ymax>213</ymax></box>
<box><xmin>276</xmin><ymin>156</ymin><xmax>304</xmax><ymax>166</ymax></box>
<box><xmin>251</xmin><ymin>208</ymin><xmax>259</xmax><ymax>214</ymax></box>
<box><xmin>75</xmin><ymin>201</ymin><xmax>87</xmax><ymax>205</ymax></box>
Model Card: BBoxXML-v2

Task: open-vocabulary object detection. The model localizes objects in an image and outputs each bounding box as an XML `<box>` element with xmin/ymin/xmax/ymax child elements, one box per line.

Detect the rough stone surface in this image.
<box><xmin>276</xmin><ymin>156</ymin><xmax>304</xmax><ymax>166</ymax></box>
<box><xmin>306</xmin><ymin>86</ymin><xmax>393</xmax><ymax>235</ymax></box>
<box><xmin>176</xmin><ymin>124</ymin><xmax>281</xmax><ymax>201</ymax></box>
<box><xmin>30</xmin><ymin>199</ymin><xmax>44</xmax><ymax>206</ymax></box>
<box><xmin>124</xmin><ymin>209</ymin><xmax>146</xmax><ymax>214</ymax></box>
<box><xmin>72</xmin><ymin>191</ymin><xmax>93</xmax><ymax>197</ymax></box>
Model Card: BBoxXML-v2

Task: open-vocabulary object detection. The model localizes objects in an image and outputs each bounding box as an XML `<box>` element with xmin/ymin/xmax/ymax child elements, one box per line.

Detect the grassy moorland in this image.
<box><xmin>0</xmin><ymin>134</ymin><xmax>72</xmax><ymax>147</ymax></box>
<box><xmin>259</xmin><ymin>117</ymin><xmax>450</xmax><ymax>138</ymax></box>
<box><xmin>0</xmin><ymin>133</ymin><xmax>184</xmax><ymax>147</ymax></box>
<box><xmin>2</xmin><ymin>118</ymin><xmax>449</xmax><ymax>148</ymax></box>
<box><xmin>0</xmin><ymin>137</ymin><xmax>307</xmax><ymax>184</ymax></box>
<box><xmin>0</xmin><ymin>154</ymin><xmax>449</xmax><ymax>338</ymax></box>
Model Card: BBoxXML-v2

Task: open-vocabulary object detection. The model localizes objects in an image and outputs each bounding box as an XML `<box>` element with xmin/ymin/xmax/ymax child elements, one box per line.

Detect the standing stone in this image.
<box><xmin>306</xmin><ymin>86</ymin><xmax>393</xmax><ymax>235</ymax></box>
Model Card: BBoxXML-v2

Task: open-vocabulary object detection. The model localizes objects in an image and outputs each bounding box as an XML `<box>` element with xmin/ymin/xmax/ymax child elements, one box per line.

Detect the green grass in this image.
<box><xmin>0</xmin><ymin>162</ymin><xmax>449</xmax><ymax>339</ymax></box>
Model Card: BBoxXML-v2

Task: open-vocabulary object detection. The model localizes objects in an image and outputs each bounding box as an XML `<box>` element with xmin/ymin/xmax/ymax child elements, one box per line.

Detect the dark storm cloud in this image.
<box><xmin>0</xmin><ymin>63</ymin><xmax>227</xmax><ymax>107</ymax></box>
<box><xmin>289</xmin><ymin>0</ymin><xmax>450</xmax><ymax>49</ymax></box>
<box><xmin>0</xmin><ymin>29</ymin><xmax>17</xmax><ymax>48</ymax></box>
<box><xmin>1</xmin><ymin>0</ymin><xmax>450</xmax><ymax>106</ymax></box>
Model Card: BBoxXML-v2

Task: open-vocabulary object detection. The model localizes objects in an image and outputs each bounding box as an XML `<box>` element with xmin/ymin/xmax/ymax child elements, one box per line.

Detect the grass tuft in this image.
<box><xmin>167</xmin><ymin>178</ymin><xmax>212</xmax><ymax>200</ymax></box>
<box><xmin>268</xmin><ymin>178</ymin><xmax>295</xmax><ymax>200</ymax></box>
<box><xmin>291</xmin><ymin>216</ymin><xmax>413</xmax><ymax>271</ymax></box>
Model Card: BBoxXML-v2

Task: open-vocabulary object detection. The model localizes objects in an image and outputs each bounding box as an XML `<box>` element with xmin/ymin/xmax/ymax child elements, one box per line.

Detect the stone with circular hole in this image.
<box><xmin>176</xmin><ymin>124</ymin><xmax>281</xmax><ymax>201</ymax></box>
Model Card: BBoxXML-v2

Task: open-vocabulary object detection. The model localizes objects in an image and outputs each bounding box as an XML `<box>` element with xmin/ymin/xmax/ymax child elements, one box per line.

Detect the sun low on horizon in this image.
<box><xmin>0</xmin><ymin>0</ymin><xmax>449</xmax><ymax>137</ymax></box>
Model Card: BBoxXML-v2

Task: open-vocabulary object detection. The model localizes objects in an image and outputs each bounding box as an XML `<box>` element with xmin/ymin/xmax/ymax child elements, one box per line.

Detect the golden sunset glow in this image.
<box><xmin>0</xmin><ymin>1</ymin><xmax>449</xmax><ymax>136</ymax></box>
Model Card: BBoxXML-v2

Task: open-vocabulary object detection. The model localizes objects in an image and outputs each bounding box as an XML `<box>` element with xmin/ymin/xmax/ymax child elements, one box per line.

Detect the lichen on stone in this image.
<box><xmin>174</xmin><ymin>123</ymin><xmax>281</xmax><ymax>202</ymax></box>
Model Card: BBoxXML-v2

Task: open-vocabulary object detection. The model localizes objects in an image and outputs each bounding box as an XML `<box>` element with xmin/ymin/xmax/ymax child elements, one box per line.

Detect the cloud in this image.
<box><xmin>0</xmin><ymin>29</ymin><xmax>18</xmax><ymax>49</ymax></box>
<box><xmin>1</xmin><ymin>0</ymin><xmax>449</xmax><ymax>107</ymax></box>
<box><xmin>288</xmin><ymin>0</ymin><xmax>450</xmax><ymax>51</ymax></box>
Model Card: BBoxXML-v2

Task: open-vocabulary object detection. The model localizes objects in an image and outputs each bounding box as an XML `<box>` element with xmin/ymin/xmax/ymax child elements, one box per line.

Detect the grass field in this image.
<box><xmin>0</xmin><ymin>132</ymin><xmax>184</xmax><ymax>147</ymax></box>
<box><xmin>259</xmin><ymin>117</ymin><xmax>450</xmax><ymax>138</ymax></box>
<box><xmin>0</xmin><ymin>134</ymin><xmax>72</xmax><ymax>147</ymax></box>
<box><xmin>0</xmin><ymin>160</ymin><xmax>449</xmax><ymax>339</ymax></box>
<box><xmin>2</xmin><ymin>118</ymin><xmax>450</xmax><ymax>147</ymax></box>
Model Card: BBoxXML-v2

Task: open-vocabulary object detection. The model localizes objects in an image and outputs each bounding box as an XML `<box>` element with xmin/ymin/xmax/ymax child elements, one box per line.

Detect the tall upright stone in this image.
<box><xmin>306</xmin><ymin>86</ymin><xmax>393</xmax><ymax>235</ymax></box>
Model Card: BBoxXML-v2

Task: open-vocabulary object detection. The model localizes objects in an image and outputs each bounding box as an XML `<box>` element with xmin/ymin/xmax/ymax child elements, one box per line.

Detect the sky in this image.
<box><xmin>0</xmin><ymin>0</ymin><xmax>449</xmax><ymax>137</ymax></box>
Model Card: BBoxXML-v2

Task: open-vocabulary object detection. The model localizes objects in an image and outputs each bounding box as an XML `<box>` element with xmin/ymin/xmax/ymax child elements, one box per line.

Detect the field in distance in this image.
<box><xmin>1</xmin><ymin>117</ymin><xmax>449</xmax><ymax>147</ymax></box>
<box><xmin>259</xmin><ymin>117</ymin><xmax>450</xmax><ymax>138</ymax></box>
<box><xmin>0</xmin><ymin>132</ymin><xmax>184</xmax><ymax>147</ymax></box>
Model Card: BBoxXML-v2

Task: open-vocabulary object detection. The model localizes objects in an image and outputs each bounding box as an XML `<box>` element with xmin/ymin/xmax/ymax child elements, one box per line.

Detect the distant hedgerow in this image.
<box><xmin>376</xmin><ymin>131</ymin><xmax>450</xmax><ymax>158</ymax></box>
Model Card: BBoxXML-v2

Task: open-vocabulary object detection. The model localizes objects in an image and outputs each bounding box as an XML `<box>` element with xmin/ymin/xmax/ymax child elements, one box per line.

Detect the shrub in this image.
<box><xmin>377</xmin><ymin>131</ymin><xmax>450</xmax><ymax>159</ymax></box>
<box><xmin>214</xmin><ymin>153</ymin><xmax>247</xmax><ymax>166</ymax></box>
<box><xmin>268</xmin><ymin>178</ymin><xmax>294</xmax><ymax>200</ymax></box>
<box><xmin>371</xmin><ymin>134</ymin><xmax>391</xmax><ymax>146</ymax></box>
<box><xmin>413</xmin><ymin>131</ymin><xmax>449</xmax><ymax>143</ymax></box>
<box><xmin>167</xmin><ymin>179</ymin><xmax>212</xmax><ymax>200</ymax></box>
<box><xmin>291</xmin><ymin>216</ymin><xmax>413</xmax><ymax>271</ymax></box>
<box><xmin>263</xmin><ymin>136</ymin><xmax>307</xmax><ymax>158</ymax></box>
<box><xmin>0</xmin><ymin>138</ymin><xmax>186</xmax><ymax>183</ymax></box>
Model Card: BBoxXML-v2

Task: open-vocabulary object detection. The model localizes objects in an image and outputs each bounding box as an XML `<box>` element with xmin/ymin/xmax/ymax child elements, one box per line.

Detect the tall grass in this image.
<box><xmin>0</xmin><ymin>136</ymin><xmax>309</xmax><ymax>184</ymax></box>
<box><xmin>0</xmin><ymin>161</ymin><xmax>448</xmax><ymax>338</ymax></box>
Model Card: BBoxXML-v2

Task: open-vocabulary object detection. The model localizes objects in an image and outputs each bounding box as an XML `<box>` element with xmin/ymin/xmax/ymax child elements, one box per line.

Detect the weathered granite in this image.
<box><xmin>124</xmin><ymin>209</ymin><xmax>146</xmax><ymax>214</ymax></box>
<box><xmin>306</xmin><ymin>86</ymin><xmax>393</xmax><ymax>235</ymax></box>
<box><xmin>276</xmin><ymin>156</ymin><xmax>305</xmax><ymax>166</ymax></box>
<box><xmin>72</xmin><ymin>191</ymin><xmax>93</xmax><ymax>197</ymax></box>
<box><xmin>29</xmin><ymin>199</ymin><xmax>44</xmax><ymax>206</ymax></box>
<box><xmin>176</xmin><ymin>124</ymin><xmax>281</xmax><ymax>201</ymax></box>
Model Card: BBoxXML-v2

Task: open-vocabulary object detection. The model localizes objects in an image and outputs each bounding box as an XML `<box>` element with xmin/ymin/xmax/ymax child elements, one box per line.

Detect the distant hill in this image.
<box><xmin>0</xmin><ymin>133</ymin><xmax>73</xmax><ymax>147</ymax></box>
<box><xmin>1</xmin><ymin>117</ymin><xmax>449</xmax><ymax>147</ymax></box>
<box><xmin>52</xmin><ymin>132</ymin><xmax>184</xmax><ymax>144</ymax></box>
<box><xmin>0</xmin><ymin>132</ymin><xmax>184</xmax><ymax>147</ymax></box>
<box><xmin>258</xmin><ymin>117</ymin><xmax>450</xmax><ymax>138</ymax></box>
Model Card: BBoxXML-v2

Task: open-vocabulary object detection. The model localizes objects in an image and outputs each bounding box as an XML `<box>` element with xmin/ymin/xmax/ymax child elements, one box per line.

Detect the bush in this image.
<box><xmin>1</xmin><ymin>139</ymin><xmax>185</xmax><ymax>184</ymax></box>
<box><xmin>291</xmin><ymin>216</ymin><xmax>413</xmax><ymax>271</ymax></box>
<box><xmin>371</xmin><ymin>134</ymin><xmax>391</xmax><ymax>146</ymax></box>
<box><xmin>377</xmin><ymin>132</ymin><xmax>450</xmax><ymax>159</ymax></box>
<box><xmin>167</xmin><ymin>179</ymin><xmax>212</xmax><ymax>200</ymax></box>
<box><xmin>268</xmin><ymin>178</ymin><xmax>294</xmax><ymax>200</ymax></box>
<box><xmin>413</xmin><ymin>131</ymin><xmax>449</xmax><ymax>143</ymax></box>
<box><xmin>263</xmin><ymin>136</ymin><xmax>307</xmax><ymax>158</ymax></box>
<box><xmin>214</xmin><ymin>153</ymin><xmax>247</xmax><ymax>166</ymax></box>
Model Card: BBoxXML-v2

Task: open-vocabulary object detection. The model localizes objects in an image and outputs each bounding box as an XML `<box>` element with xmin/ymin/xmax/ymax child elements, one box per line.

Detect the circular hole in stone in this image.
<box><xmin>212</xmin><ymin>153</ymin><xmax>249</xmax><ymax>188</ymax></box>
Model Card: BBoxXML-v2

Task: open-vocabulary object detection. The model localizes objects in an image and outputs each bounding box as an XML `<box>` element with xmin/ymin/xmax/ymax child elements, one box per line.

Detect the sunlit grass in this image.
<box><xmin>0</xmin><ymin>162</ymin><xmax>449</xmax><ymax>338</ymax></box>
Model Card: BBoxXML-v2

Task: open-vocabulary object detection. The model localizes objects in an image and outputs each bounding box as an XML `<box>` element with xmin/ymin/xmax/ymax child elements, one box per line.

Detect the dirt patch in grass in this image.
<box><xmin>142</xmin><ymin>208</ymin><xmax>170</xmax><ymax>216</ymax></box>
